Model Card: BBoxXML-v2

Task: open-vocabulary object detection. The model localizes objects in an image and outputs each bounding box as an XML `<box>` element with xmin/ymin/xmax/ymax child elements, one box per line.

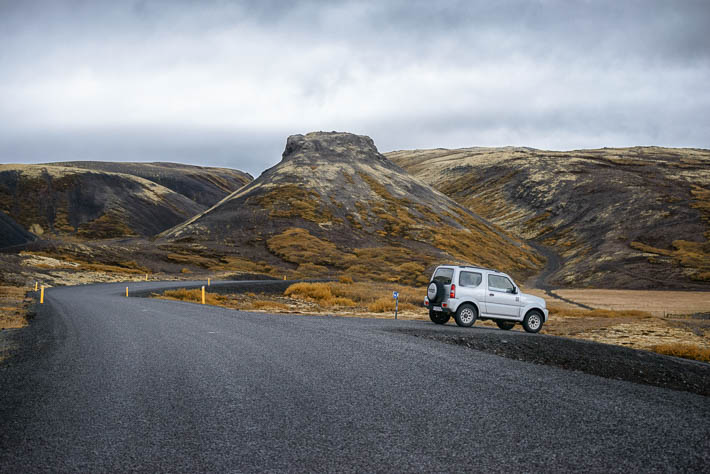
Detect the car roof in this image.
<box><xmin>437</xmin><ymin>264</ymin><xmax>500</xmax><ymax>274</ymax></box>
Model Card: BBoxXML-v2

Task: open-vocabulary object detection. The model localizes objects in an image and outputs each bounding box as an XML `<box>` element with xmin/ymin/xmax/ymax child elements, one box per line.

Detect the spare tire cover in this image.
<box><xmin>428</xmin><ymin>281</ymin><xmax>444</xmax><ymax>303</ymax></box>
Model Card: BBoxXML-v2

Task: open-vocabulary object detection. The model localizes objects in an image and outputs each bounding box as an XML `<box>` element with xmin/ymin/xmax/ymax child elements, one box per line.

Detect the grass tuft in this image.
<box><xmin>650</xmin><ymin>343</ymin><xmax>710</xmax><ymax>363</ymax></box>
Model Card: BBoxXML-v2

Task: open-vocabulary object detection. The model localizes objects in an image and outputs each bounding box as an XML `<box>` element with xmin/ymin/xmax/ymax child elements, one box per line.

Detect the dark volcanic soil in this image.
<box><xmin>395</xmin><ymin>326</ymin><xmax>710</xmax><ymax>397</ymax></box>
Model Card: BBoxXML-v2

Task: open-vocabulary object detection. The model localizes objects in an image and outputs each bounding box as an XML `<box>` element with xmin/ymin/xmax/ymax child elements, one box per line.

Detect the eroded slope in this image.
<box><xmin>388</xmin><ymin>146</ymin><xmax>710</xmax><ymax>288</ymax></box>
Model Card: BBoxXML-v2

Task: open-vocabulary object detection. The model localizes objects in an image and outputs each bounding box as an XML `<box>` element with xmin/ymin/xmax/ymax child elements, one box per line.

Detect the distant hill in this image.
<box><xmin>45</xmin><ymin>161</ymin><xmax>252</xmax><ymax>207</ymax></box>
<box><xmin>387</xmin><ymin>146</ymin><xmax>710</xmax><ymax>289</ymax></box>
<box><xmin>0</xmin><ymin>164</ymin><xmax>205</xmax><ymax>239</ymax></box>
<box><xmin>161</xmin><ymin>132</ymin><xmax>543</xmax><ymax>284</ymax></box>
<box><xmin>0</xmin><ymin>210</ymin><xmax>35</xmax><ymax>248</ymax></box>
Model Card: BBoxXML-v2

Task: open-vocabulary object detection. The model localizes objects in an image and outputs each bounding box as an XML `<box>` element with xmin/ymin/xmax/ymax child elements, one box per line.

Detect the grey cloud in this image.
<box><xmin>0</xmin><ymin>0</ymin><xmax>707</xmax><ymax>174</ymax></box>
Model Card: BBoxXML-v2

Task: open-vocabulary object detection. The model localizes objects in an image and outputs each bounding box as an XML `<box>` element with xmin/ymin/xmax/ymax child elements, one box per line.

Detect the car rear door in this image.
<box><xmin>485</xmin><ymin>274</ymin><xmax>521</xmax><ymax>318</ymax></box>
<box><xmin>430</xmin><ymin>267</ymin><xmax>454</xmax><ymax>309</ymax></box>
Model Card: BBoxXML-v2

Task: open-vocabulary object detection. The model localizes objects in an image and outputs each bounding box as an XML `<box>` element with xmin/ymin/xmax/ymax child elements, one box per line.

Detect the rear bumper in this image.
<box><xmin>424</xmin><ymin>298</ymin><xmax>454</xmax><ymax>313</ymax></box>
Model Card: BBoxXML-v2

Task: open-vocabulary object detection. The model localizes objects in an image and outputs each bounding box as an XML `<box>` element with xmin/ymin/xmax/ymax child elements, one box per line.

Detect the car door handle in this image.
<box><xmin>489</xmin><ymin>293</ymin><xmax>494</xmax><ymax>297</ymax></box>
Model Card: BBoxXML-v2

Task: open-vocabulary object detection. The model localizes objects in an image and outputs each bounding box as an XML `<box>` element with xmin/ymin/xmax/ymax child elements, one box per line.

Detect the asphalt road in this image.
<box><xmin>1</xmin><ymin>281</ymin><xmax>708</xmax><ymax>472</ymax></box>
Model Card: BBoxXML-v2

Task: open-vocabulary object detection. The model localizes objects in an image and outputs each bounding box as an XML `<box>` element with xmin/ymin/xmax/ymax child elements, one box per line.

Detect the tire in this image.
<box><xmin>454</xmin><ymin>303</ymin><xmax>477</xmax><ymax>328</ymax></box>
<box><xmin>523</xmin><ymin>310</ymin><xmax>544</xmax><ymax>333</ymax></box>
<box><xmin>427</xmin><ymin>281</ymin><xmax>445</xmax><ymax>304</ymax></box>
<box><xmin>496</xmin><ymin>320</ymin><xmax>515</xmax><ymax>330</ymax></box>
<box><xmin>429</xmin><ymin>310</ymin><xmax>450</xmax><ymax>325</ymax></box>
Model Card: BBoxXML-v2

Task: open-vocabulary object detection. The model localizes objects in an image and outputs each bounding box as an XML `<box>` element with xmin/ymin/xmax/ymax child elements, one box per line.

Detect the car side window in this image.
<box><xmin>459</xmin><ymin>271</ymin><xmax>482</xmax><ymax>287</ymax></box>
<box><xmin>433</xmin><ymin>268</ymin><xmax>454</xmax><ymax>285</ymax></box>
<box><xmin>488</xmin><ymin>275</ymin><xmax>514</xmax><ymax>293</ymax></box>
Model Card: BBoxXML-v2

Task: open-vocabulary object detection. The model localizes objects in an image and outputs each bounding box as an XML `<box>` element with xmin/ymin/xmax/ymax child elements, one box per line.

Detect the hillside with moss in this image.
<box><xmin>161</xmin><ymin>132</ymin><xmax>543</xmax><ymax>285</ymax></box>
<box><xmin>45</xmin><ymin>161</ymin><xmax>252</xmax><ymax>207</ymax></box>
<box><xmin>0</xmin><ymin>164</ymin><xmax>205</xmax><ymax>239</ymax></box>
<box><xmin>387</xmin><ymin>146</ymin><xmax>710</xmax><ymax>289</ymax></box>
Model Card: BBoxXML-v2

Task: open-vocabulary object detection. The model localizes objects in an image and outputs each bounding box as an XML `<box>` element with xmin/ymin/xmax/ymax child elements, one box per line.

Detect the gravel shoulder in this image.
<box><xmin>395</xmin><ymin>325</ymin><xmax>710</xmax><ymax>397</ymax></box>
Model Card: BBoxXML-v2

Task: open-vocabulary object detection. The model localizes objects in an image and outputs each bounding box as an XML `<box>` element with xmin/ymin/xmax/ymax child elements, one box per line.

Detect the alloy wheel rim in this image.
<box><xmin>529</xmin><ymin>314</ymin><xmax>540</xmax><ymax>329</ymax></box>
<box><xmin>461</xmin><ymin>308</ymin><xmax>474</xmax><ymax>324</ymax></box>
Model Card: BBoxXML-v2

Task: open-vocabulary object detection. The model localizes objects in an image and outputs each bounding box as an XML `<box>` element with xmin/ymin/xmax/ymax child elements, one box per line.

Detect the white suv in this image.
<box><xmin>424</xmin><ymin>265</ymin><xmax>548</xmax><ymax>333</ymax></box>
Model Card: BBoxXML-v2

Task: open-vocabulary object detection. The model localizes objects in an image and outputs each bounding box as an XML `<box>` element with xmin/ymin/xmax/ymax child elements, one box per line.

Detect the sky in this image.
<box><xmin>1</xmin><ymin>0</ymin><xmax>708</xmax><ymax>176</ymax></box>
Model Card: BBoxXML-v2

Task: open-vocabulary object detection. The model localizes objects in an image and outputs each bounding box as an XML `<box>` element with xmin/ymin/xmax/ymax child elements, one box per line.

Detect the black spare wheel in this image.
<box><xmin>427</xmin><ymin>280</ymin><xmax>445</xmax><ymax>304</ymax></box>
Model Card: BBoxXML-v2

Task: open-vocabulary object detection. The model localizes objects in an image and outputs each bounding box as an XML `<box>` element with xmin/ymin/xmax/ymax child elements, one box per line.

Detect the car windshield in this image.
<box><xmin>459</xmin><ymin>271</ymin><xmax>482</xmax><ymax>287</ymax></box>
<box><xmin>433</xmin><ymin>268</ymin><xmax>454</xmax><ymax>285</ymax></box>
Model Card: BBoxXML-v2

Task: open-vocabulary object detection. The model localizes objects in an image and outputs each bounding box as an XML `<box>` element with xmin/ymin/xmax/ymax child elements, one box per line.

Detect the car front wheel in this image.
<box><xmin>429</xmin><ymin>310</ymin><xmax>450</xmax><ymax>325</ymax></box>
<box><xmin>523</xmin><ymin>310</ymin><xmax>544</xmax><ymax>333</ymax></box>
<box><xmin>454</xmin><ymin>303</ymin><xmax>477</xmax><ymax>328</ymax></box>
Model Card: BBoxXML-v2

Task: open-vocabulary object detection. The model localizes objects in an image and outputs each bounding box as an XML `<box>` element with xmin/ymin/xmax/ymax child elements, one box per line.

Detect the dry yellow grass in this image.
<box><xmin>553</xmin><ymin>289</ymin><xmax>710</xmax><ymax>316</ymax></box>
<box><xmin>247</xmin><ymin>300</ymin><xmax>291</xmax><ymax>311</ymax></box>
<box><xmin>283</xmin><ymin>281</ymin><xmax>424</xmax><ymax>314</ymax></box>
<box><xmin>650</xmin><ymin>343</ymin><xmax>710</xmax><ymax>363</ymax></box>
<box><xmin>283</xmin><ymin>282</ymin><xmax>358</xmax><ymax>308</ymax></box>
<box><xmin>547</xmin><ymin>304</ymin><xmax>653</xmax><ymax>319</ymax></box>
<box><xmin>21</xmin><ymin>251</ymin><xmax>149</xmax><ymax>275</ymax></box>
<box><xmin>0</xmin><ymin>286</ymin><xmax>31</xmax><ymax>330</ymax></box>
<box><xmin>160</xmin><ymin>288</ymin><xmax>223</xmax><ymax>305</ymax></box>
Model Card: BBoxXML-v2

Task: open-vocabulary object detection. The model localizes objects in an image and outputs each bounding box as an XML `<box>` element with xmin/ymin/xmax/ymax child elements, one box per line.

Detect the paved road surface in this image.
<box><xmin>1</xmin><ymin>281</ymin><xmax>708</xmax><ymax>472</ymax></box>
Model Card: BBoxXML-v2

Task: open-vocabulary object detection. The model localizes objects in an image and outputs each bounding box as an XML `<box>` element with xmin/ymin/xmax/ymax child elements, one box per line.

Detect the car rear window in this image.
<box><xmin>459</xmin><ymin>271</ymin><xmax>482</xmax><ymax>287</ymax></box>
<box><xmin>432</xmin><ymin>268</ymin><xmax>454</xmax><ymax>285</ymax></box>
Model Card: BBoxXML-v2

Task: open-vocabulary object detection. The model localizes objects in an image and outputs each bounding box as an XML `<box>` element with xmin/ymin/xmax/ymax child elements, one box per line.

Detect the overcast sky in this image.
<box><xmin>1</xmin><ymin>0</ymin><xmax>708</xmax><ymax>175</ymax></box>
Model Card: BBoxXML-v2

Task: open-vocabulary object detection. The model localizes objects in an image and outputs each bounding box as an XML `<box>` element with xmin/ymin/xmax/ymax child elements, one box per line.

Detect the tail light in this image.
<box><xmin>450</xmin><ymin>284</ymin><xmax>456</xmax><ymax>298</ymax></box>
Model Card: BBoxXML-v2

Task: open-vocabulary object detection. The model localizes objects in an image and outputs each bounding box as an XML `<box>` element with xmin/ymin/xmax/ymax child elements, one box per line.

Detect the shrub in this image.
<box><xmin>339</xmin><ymin>275</ymin><xmax>354</xmax><ymax>284</ymax></box>
<box><xmin>368</xmin><ymin>297</ymin><xmax>395</xmax><ymax>313</ymax></box>
<box><xmin>284</xmin><ymin>282</ymin><xmax>333</xmax><ymax>302</ymax></box>
<box><xmin>333</xmin><ymin>297</ymin><xmax>357</xmax><ymax>307</ymax></box>
<box><xmin>296</xmin><ymin>263</ymin><xmax>329</xmax><ymax>276</ymax></box>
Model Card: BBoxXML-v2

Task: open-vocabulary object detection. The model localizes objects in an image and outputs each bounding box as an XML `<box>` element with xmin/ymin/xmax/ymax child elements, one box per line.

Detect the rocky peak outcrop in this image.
<box><xmin>281</xmin><ymin>132</ymin><xmax>386</xmax><ymax>166</ymax></box>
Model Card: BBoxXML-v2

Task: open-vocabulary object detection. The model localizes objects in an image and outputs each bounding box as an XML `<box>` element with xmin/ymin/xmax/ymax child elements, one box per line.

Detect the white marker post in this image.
<box><xmin>393</xmin><ymin>291</ymin><xmax>399</xmax><ymax>320</ymax></box>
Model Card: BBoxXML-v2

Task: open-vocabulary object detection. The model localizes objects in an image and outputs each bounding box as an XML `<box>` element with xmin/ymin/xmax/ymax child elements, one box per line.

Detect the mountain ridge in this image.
<box><xmin>388</xmin><ymin>145</ymin><xmax>710</xmax><ymax>289</ymax></box>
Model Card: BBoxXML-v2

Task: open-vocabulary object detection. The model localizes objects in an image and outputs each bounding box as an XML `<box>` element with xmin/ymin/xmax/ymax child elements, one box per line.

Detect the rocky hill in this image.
<box><xmin>161</xmin><ymin>132</ymin><xmax>543</xmax><ymax>284</ymax></box>
<box><xmin>0</xmin><ymin>164</ymin><xmax>205</xmax><ymax>239</ymax></box>
<box><xmin>0</xmin><ymin>210</ymin><xmax>35</xmax><ymax>248</ymax></box>
<box><xmin>387</xmin><ymin>146</ymin><xmax>710</xmax><ymax>289</ymax></box>
<box><xmin>45</xmin><ymin>161</ymin><xmax>252</xmax><ymax>207</ymax></box>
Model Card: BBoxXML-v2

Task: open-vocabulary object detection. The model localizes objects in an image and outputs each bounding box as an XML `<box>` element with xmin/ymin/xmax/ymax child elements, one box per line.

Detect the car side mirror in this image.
<box><xmin>510</xmin><ymin>287</ymin><xmax>518</xmax><ymax>294</ymax></box>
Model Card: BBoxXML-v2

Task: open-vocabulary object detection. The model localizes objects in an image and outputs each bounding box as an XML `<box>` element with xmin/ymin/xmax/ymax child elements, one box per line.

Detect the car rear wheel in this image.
<box><xmin>454</xmin><ymin>303</ymin><xmax>477</xmax><ymax>328</ymax></box>
<box><xmin>523</xmin><ymin>310</ymin><xmax>544</xmax><ymax>333</ymax></box>
<box><xmin>429</xmin><ymin>310</ymin><xmax>450</xmax><ymax>325</ymax></box>
<box><xmin>496</xmin><ymin>320</ymin><xmax>515</xmax><ymax>330</ymax></box>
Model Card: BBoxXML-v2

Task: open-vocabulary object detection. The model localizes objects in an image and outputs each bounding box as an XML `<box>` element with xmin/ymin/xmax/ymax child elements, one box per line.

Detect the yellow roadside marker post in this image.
<box><xmin>208</xmin><ymin>278</ymin><xmax>210</xmax><ymax>287</ymax></box>
<box><xmin>40</xmin><ymin>286</ymin><xmax>44</xmax><ymax>304</ymax></box>
<box><xmin>201</xmin><ymin>286</ymin><xmax>206</xmax><ymax>305</ymax></box>
<box><xmin>145</xmin><ymin>274</ymin><xmax>148</xmax><ymax>281</ymax></box>
<box><xmin>126</xmin><ymin>287</ymin><xmax>129</xmax><ymax>297</ymax></box>
<box><xmin>35</xmin><ymin>281</ymin><xmax>38</xmax><ymax>291</ymax></box>
<box><xmin>283</xmin><ymin>275</ymin><xmax>286</xmax><ymax>280</ymax></box>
